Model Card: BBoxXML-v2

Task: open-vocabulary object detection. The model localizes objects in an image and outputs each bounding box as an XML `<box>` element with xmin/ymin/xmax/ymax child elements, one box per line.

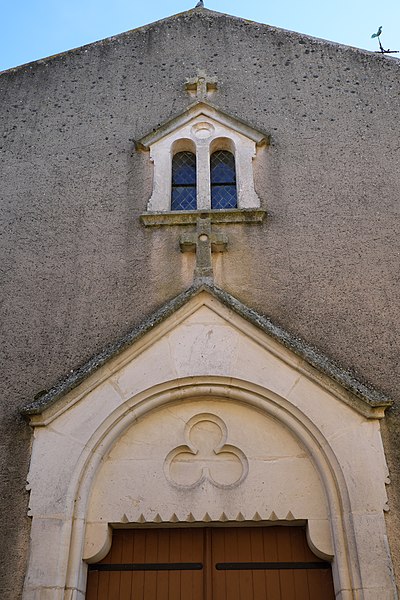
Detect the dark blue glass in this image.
<box><xmin>171</xmin><ymin>151</ymin><xmax>197</xmax><ymax>210</ymax></box>
<box><xmin>210</xmin><ymin>151</ymin><xmax>237</xmax><ymax>209</ymax></box>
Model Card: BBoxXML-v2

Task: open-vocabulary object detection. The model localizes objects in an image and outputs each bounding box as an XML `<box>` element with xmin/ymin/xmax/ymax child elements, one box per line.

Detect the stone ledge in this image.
<box><xmin>140</xmin><ymin>209</ymin><xmax>266</xmax><ymax>226</ymax></box>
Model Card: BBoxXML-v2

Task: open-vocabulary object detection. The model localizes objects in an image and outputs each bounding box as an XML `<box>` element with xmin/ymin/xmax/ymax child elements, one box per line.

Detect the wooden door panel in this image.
<box><xmin>86</xmin><ymin>528</ymin><xmax>204</xmax><ymax>600</ymax></box>
<box><xmin>119</xmin><ymin>531</ymin><xmax>134</xmax><ymax>600</ymax></box>
<box><xmin>249</xmin><ymin>529</ymin><xmax>268</xmax><ymax>599</ymax></box>
<box><xmin>86</xmin><ymin>570</ymin><xmax>99</xmax><ymax>600</ymax></box>
<box><xmin>210</xmin><ymin>527</ymin><xmax>334</xmax><ymax>600</ymax></box>
<box><xmin>86</xmin><ymin>526</ymin><xmax>335</xmax><ymax>600</ymax></box>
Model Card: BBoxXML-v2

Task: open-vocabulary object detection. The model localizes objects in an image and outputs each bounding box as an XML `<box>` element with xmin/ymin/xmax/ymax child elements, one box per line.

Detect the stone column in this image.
<box><xmin>146</xmin><ymin>144</ymin><xmax>172</xmax><ymax>211</ymax></box>
<box><xmin>196</xmin><ymin>140</ymin><xmax>211</xmax><ymax>210</ymax></box>
<box><xmin>235</xmin><ymin>142</ymin><xmax>260</xmax><ymax>209</ymax></box>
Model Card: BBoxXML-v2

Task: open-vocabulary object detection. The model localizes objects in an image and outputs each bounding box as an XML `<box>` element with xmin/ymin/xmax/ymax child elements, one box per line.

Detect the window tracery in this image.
<box><xmin>171</xmin><ymin>151</ymin><xmax>197</xmax><ymax>210</ymax></box>
<box><xmin>210</xmin><ymin>150</ymin><xmax>237</xmax><ymax>209</ymax></box>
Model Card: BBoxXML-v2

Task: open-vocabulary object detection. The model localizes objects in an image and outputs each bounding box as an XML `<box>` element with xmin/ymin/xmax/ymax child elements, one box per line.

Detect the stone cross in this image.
<box><xmin>185</xmin><ymin>71</ymin><xmax>218</xmax><ymax>100</ymax></box>
<box><xmin>180</xmin><ymin>215</ymin><xmax>227</xmax><ymax>281</ymax></box>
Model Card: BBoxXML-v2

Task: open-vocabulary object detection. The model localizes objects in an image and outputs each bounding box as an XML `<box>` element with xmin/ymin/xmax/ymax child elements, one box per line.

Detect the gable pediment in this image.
<box><xmin>23</xmin><ymin>285</ymin><xmax>391</xmax><ymax>425</ymax></box>
<box><xmin>136</xmin><ymin>101</ymin><xmax>269</xmax><ymax>151</ymax></box>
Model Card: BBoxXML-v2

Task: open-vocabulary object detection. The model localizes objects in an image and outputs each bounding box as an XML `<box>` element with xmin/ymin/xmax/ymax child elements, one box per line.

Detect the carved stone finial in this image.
<box><xmin>179</xmin><ymin>215</ymin><xmax>228</xmax><ymax>282</ymax></box>
<box><xmin>185</xmin><ymin>71</ymin><xmax>218</xmax><ymax>100</ymax></box>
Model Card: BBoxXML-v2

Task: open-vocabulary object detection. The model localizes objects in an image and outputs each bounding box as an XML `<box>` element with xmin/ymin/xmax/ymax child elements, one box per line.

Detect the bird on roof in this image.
<box><xmin>195</xmin><ymin>0</ymin><xmax>204</xmax><ymax>7</ymax></box>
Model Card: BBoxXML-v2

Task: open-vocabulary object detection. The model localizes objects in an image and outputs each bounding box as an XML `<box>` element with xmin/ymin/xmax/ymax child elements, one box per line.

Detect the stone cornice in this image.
<box><xmin>135</xmin><ymin>101</ymin><xmax>269</xmax><ymax>150</ymax></box>
<box><xmin>140</xmin><ymin>208</ymin><xmax>266</xmax><ymax>226</ymax></box>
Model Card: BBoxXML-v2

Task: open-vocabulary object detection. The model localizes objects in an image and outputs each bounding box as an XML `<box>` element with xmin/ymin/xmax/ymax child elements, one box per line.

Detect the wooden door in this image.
<box><xmin>86</xmin><ymin>526</ymin><xmax>335</xmax><ymax>600</ymax></box>
<box><xmin>86</xmin><ymin>529</ymin><xmax>204</xmax><ymax>600</ymax></box>
<box><xmin>211</xmin><ymin>527</ymin><xmax>335</xmax><ymax>600</ymax></box>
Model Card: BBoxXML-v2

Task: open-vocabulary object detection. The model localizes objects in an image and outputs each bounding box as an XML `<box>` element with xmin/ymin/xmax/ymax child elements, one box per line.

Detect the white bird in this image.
<box><xmin>195</xmin><ymin>0</ymin><xmax>204</xmax><ymax>7</ymax></box>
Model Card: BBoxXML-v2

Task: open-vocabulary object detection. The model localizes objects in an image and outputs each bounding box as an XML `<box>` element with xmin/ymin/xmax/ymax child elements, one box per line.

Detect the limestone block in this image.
<box><xmin>28</xmin><ymin>428</ymin><xmax>87</xmax><ymax>515</ymax></box>
<box><xmin>23</xmin><ymin>517</ymin><xmax>71</xmax><ymax>589</ymax></box>
<box><xmin>335</xmin><ymin>591</ymin><xmax>358</xmax><ymax>600</ymax></box>
<box><xmin>83</xmin><ymin>522</ymin><xmax>111</xmax><ymax>563</ymax></box>
<box><xmin>287</xmin><ymin>374</ymin><xmax>363</xmax><ymax>439</ymax></box>
<box><xmin>112</xmin><ymin>336</ymin><xmax>175</xmax><ymax>400</ymax></box>
<box><xmin>361</xmin><ymin>589</ymin><xmax>397</xmax><ymax>600</ymax></box>
<box><xmin>167</xmin><ymin>322</ymin><xmax>239</xmax><ymax>377</ymax></box>
<box><xmin>31</xmin><ymin>590</ymin><xmax>64</xmax><ymax>600</ymax></box>
<box><xmin>352</xmin><ymin>513</ymin><xmax>397</xmax><ymax>593</ymax></box>
<box><xmin>328</xmin><ymin>422</ymin><xmax>389</xmax><ymax>513</ymax></box>
<box><xmin>64</xmin><ymin>592</ymin><xmax>86</xmax><ymax>600</ymax></box>
<box><xmin>50</xmin><ymin>380</ymin><xmax>123</xmax><ymax>442</ymax></box>
<box><xmin>307</xmin><ymin>519</ymin><xmax>334</xmax><ymax>559</ymax></box>
<box><xmin>231</xmin><ymin>334</ymin><xmax>301</xmax><ymax>397</ymax></box>
<box><xmin>180</xmin><ymin>304</ymin><xmax>232</xmax><ymax>325</ymax></box>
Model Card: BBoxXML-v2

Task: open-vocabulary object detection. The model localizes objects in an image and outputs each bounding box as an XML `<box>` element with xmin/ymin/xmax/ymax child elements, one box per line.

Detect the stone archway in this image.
<box><xmin>57</xmin><ymin>379</ymin><xmax>360</xmax><ymax>599</ymax></box>
<box><xmin>22</xmin><ymin>292</ymin><xmax>395</xmax><ymax>599</ymax></box>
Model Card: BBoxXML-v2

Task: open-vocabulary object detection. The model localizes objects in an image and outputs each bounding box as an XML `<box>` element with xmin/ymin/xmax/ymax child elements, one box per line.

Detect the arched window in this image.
<box><xmin>171</xmin><ymin>151</ymin><xmax>197</xmax><ymax>211</ymax></box>
<box><xmin>210</xmin><ymin>150</ymin><xmax>237</xmax><ymax>209</ymax></box>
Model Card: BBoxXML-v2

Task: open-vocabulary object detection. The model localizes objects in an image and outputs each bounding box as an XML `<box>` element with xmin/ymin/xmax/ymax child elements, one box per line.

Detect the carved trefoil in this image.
<box><xmin>164</xmin><ymin>413</ymin><xmax>248</xmax><ymax>488</ymax></box>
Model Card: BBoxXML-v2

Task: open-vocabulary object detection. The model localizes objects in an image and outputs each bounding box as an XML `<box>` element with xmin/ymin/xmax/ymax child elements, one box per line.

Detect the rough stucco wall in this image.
<box><xmin>0</xmin><ymin>9</ymin><xmax>399</xmax><ymax>597</ymax></box>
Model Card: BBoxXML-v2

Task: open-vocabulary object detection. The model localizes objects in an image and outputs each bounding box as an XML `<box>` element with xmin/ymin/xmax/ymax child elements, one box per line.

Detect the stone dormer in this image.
<box><xmin>136</xmin><ymin>101</ymin><xmax>269</xmax><ymax>218</ymax></box>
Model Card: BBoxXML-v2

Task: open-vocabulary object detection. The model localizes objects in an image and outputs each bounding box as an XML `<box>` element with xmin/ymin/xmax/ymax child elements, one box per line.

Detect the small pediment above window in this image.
<box><xmin>136</xmin><ymin>102</ymin><xmax>268</xmax><ymax>150</ymax></box>
<box><xmin>135</xmin><ymin>102</ymin><xmax>269</xmax><ymax>214</ymax></box>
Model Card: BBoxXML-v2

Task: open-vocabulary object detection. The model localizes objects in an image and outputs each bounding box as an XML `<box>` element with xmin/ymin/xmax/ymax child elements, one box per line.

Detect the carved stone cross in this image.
<box><xmin>180</xmin><ymin>215</ymin><xmax>227</xmax><ymax>281</ymax></box>
<box><xmin>185</xmin><ymin>71</ymin><xmax>218</xmax><ymax>100</ymax></box>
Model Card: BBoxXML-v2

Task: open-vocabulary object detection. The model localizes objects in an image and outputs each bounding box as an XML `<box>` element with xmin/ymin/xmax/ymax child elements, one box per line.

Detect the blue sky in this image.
<box><xmin>1</xmin><ymin>0</ymin><xmax>399</xmax><ymax>71</ymax></box>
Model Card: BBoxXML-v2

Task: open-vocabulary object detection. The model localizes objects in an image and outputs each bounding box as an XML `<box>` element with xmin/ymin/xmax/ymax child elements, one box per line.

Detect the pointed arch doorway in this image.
<box><xmin>86</xmin><ymin>526</ymin><xmax>335</xmax><ymax>599</ymax></box>
<box><xmin>22</xmin><ymin>291</ymin><xmax>396</xmax><ymax>599</ymax></box>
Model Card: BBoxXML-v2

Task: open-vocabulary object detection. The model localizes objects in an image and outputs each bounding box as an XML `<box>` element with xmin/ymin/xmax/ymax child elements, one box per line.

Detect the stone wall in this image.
<box><xmin>1</xmin><ymin>9</ymin><xmax>399</xmax><ymax>597</ymax></box>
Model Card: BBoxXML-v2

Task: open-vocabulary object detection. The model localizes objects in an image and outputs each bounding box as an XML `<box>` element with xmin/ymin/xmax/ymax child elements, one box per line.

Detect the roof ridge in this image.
<box><xmin>2</xmin><ymin>7</ymin><xmax>398</xmax><ymax>76</ymax></box>
<box><xmin>0</xmin><ymin>8</ymin><xmax>220</xmax><ymax>75</ymax></box>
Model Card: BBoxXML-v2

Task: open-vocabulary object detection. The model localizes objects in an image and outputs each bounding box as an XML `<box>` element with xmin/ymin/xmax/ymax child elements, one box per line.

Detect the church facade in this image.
<box><xmin>1</xmin><ymin>7</ymin><xmax>400</xmax><ymax>599</ymax></box>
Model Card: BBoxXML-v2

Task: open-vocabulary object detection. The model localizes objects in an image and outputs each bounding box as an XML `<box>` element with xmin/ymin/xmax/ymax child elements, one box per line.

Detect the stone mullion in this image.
<box><xmin>196</xmin><ymin>141</ymin><xmax>211</xmax><ymax>210</ymax></box>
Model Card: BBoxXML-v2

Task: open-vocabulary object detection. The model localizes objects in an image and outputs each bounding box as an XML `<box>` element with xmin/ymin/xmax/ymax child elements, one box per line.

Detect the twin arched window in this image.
<box><xmin>171</xmin><ymin>150</ymin><xmax>237</xmax><ymax>211</ymax></box>
<box><xmin>210</xmin><ymin>150</ymin><xmax>237</xmax><ymax>210</ymax></box>
<box><xmin>171</xmin><ymin>151</ymin><xmax>197</xmax><ymax>211</ymax></box>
